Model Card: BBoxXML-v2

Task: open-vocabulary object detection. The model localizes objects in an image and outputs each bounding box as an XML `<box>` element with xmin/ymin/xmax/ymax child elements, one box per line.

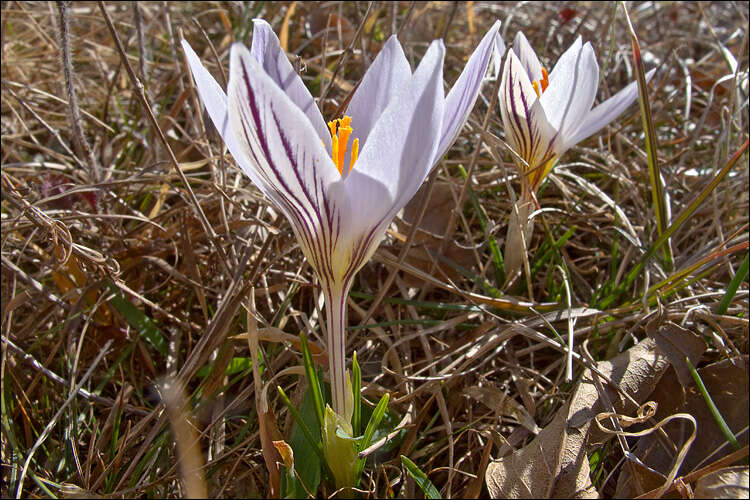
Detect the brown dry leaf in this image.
<box><xmin>616</xmin><ymin>356</ymin><xmax>749</xmax><ymax>497</ymax></box>
<box><xmin>486</xmin><ymin>337</ymin><xmax>672</xmax><ymax>498</ymax></box>
<box><xmin>401</xmin><ymin>181</ymin><xmax>456</xmax><ymax>241</ymax></box>
<box><xmin>646</xmin><ymin>318</ymin><xmax>706</xmax><ymax>389</ymax></box>
<box><xmin>466</xmin><ymin>386</ymin><xmax>540</xmax><ymax>435</ymax></box>
<box><xmin>394</xmin><ymin>181</ymin><xmax>477</xmax><ymax>286</ymax></box>
<box><xmin>693</xmin><ymin>466</ymin><xmax>749</xmax><ymax>498</ymax></box>
<box><xmin>272</xmin><ymin>440</ymin><xmax>295</xmax><ymax>471</ymax></box>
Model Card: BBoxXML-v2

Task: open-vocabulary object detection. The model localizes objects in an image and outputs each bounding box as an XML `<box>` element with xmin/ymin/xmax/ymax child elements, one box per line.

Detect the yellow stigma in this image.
<box><xmin>327</xmin><ymin>115</ymin><xmax>358</xmax><ymax>175</ymax></box>
<box><xmin>532</xmin><ymin>67</ymin><xmax>550</xmax><ymax>98</ymax></box>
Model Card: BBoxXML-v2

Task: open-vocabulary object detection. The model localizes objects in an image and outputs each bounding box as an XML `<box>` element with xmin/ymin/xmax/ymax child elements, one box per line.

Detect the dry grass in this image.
<box><xmin>2</xmin><ymin>1</ymin><xmax>748</xmax><ymax>498</ymax></box>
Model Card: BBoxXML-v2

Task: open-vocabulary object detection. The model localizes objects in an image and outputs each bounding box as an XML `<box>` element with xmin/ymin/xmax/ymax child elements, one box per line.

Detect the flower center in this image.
<box><xmin>532</xmin><ymin>67</ymin><xmax>549</xmax><ymax>98</ymax></box>
<box><xmin>327</xmin><ymin>115</ymin><xmax>359</xmax><ymax>175</ymax></box>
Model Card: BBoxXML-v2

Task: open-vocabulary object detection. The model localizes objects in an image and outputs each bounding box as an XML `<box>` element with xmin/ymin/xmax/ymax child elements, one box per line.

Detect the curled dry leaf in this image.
<box><xmin>615</xmin><ymin>356</ymin><xmax>749</xmax><ymax>497</ymax></box>
<box><xmin>485</xmin><ymin>337</ymin><xmax>674</xmax><ymax>498</ymax></box>
<box><xmin>693</xmin><ymin>466</ymin><xmax>749</xmax><ymax>499</ymax></box>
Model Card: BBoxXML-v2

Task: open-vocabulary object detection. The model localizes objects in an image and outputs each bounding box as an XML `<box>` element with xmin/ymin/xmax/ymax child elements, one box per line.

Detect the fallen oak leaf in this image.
<box><xmin>694</xmin><ymin>466</ymin><xmax>749</xmax><ymax>499</ymax></box>
<box><xmin>486</xmin><ymin>337</ymin><xmax>671</xmax><ymax>498</ymax></box>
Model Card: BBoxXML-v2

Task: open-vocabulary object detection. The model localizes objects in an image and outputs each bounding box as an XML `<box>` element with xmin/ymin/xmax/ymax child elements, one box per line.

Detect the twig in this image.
<box><xmin>2</xmin><ymin>336</ymin><xmax>147</xmax><ymax>416</ymax></box>
<box><xmin>319</xmin><ymin>1</ymin><xmax>374</xmax><ymax>103</ymax></box>
<box><xmin>55</xmin><ymin>1</ymin><xmax>100</xmax><ymax>182</ymax></box>
<box><xmin>132</xmin><ymin>2</ymin><xmax>148</xmax><ymax>84</ymax></box>
<box><xmin>15</xmin><ymin>339</ymin><xmax>113</xmax><ymax>497</ymax></box>
<box><xmin>97</xmin><ymin>1</ymin><xmax>231</xmax><ymax>276</ymax></box>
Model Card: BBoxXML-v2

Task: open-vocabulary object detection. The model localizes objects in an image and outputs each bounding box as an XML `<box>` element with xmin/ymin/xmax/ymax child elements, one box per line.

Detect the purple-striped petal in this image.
<box><xmin>250</xmin><ymin>19</ymin><xmax>331</xmax><ymax>148</ymax></box>
<box><xmin>436</xmin><ymin>20</ymin><xmax>503</xmax><ymax>161</ymax></box>
<box><xmin>228</xmin><ymin>42</ymin><xmax>347</xmax><ymax>285</ymax></box>
<box><xmin>182</xmin><ymin>39</ymin><xmax>274</xmax><ymax>193</ymax></box>
<box><xmin>513</xmin><ymin>31</ymin><xmax>544</xmax><ymax>82</ymax></box>
<box><xmin>500</xmin><ymin>50</ymin><xmax>558</xmax><ymax>174</ymax></box>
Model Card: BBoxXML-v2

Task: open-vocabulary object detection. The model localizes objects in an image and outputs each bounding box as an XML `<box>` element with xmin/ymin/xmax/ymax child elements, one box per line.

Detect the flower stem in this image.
<box><xmin>323</xmin><ymin>282</ymin><xmax>350</xmax><ymax>417</ymax></box>
<box><xmin>504</xmin><ymin>189</ymin><xmax>535</xmax><ymax>281</ymax></box>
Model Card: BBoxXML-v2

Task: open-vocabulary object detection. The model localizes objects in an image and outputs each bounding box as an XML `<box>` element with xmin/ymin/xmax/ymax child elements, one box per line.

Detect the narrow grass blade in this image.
<box><xmin>622</xmin><ymin>3</ymin><xmax>672</xmax><ymax>270</ymax></box>
<box><xmin>352</xmin><ymin>351</ymin><xmax>361</xmax><ymax>437</ymax></box>
<box><xmin>357</xmin><ymin>393</ymin><xmax>389</xmax><ymax>476</ymax></box>
<box><xmin>645</xmin><ymin>243</ymin><xmax>748</xmax><ymax>300</ymax></box>
<box><xmin>716</xmin><ymin>253</ymin><xmax>749</xmax><ymax>315</ymax></box>
<box><xmin>300</xmin><ymin>332</ymin><xmax>325</xmax><ymax>429</ymax></box>
<box><xmin>107</xmin><ymin>283</ymin><xmax>167</xmax><ymax>356</ymax></box>
<box><xmin>531</xmin><ymin>226</ymin><xmax>576</xmax><ymax>276</ymax></box>
<box><xmin>601</xmin><ymin>139</ymin><xmax>748</xmax><ymax>308</ymax></box>
<box><xmin>685</xmin><ymin>358</ymin><xmax>740</xmax><ymax>451</ymax></box>
<box><xmin>277</xmin><ymin>386</ymin><xmax>327</xmax><ymax>466</ymax></box>
<box><xmin>401</xmin><ymin>455</ymin><xmax>442</xmax><ymax>499</ymax></box>
<box><xmin>458</xmin><ymin>164</ymin><xmax>505</xmax><ymax>285</ymax></box>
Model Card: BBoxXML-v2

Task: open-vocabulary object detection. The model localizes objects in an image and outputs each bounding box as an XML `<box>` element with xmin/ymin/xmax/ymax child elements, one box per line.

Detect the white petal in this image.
<box><xmin>250</xmin><ymin>19</ymin><xmax>331</xmax><ymax>148</ymax></box>
<box><xmin>345</xmin><ymin>35</ymin><xmax>411</xmax><ymax>150</ymax></box>
<box><xmin>340</xmin><ymin>40</ymin><xmax>446</xmax><ymax>277</ymax></box>
<box><xmin>228</xmin><ymin>42</ymin><xmax>347</xmax><ymax>285</ymax></box>
<box><xmin>540</xmin><ymin>39</ymin><xmax>599</xmax><ymax>142</ymax></box>
<box><xmin>500</xmin><ymin>50</ymin><xmax>558</xmax><ymax>172</ymax></box>
<box><xmin>182</xmin><ymin>39</ymin><xmax>270</xmax><ymax>191</ymax></box>
<box><xmin>436</xmin><ymin>20</ymin><xmax>502</xmax><ymax>162</ymax></box>
<box><xmin>513</xmin><ymin>31</ymin><xmax>544</xmax><ymax>82</ymax></box>
<box><xmin>567</xmin><ymin>68</ymin><xmax>657</xmax><ymax>147</ymax></box>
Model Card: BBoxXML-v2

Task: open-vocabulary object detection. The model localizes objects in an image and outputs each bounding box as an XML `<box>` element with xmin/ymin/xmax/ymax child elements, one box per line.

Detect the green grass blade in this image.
<box><xmin>106</xmin><ymin>283</ymin><xmax>167</xmax><ymax>356</ymax></box>
<box><xmin>352</xmin><ymin>351</ymin><xmax>361</xmax><ymax>437</ymax></box>
<box><xmin>277</xmin><ymin>386</ymin><xmax>327</xmax><ymax>465</ymax></box>
<box><xmin>357</xmin><ymin>392</ymin><xmax>389</xmax><ymax>476</ymax></box>
<box><xmin>300</xmin><ymin>332</ymin><xmax>325</xmax><ymax>429</ymax></box>
<box><xmin>600</xmin><ymin>139</ymin><xmax>748</xmax><ymax>308</ymax></box>
<box><xmin>685</xmin><ymin>358</ymin><xmax>740</xmax><ymax>451</ymax></box>
<box><xmin>716</xmin><ymin>253</ymin><xmax>749</xmax><ymax>315</ymax></box>
<box><xmin>401</xmin><ymin>455</ymin><xmax>442</xmax><ymax>499</ymax></box>
<box><xmin>458</xmin><ymin>164</ymin><xmax>505</xmax><ymax>285</ymax></box>
<box><xmin>622</xmin><ymin>3</ymin><xmax>672</xmax><ymax>270</ymax></box>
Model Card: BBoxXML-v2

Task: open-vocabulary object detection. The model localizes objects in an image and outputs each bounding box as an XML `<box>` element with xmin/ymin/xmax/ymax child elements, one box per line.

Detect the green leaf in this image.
<box><xmin>357</xmin><ymin>393</ymin><xmax>390</xmax><ymax>476</ymax></box>
<box><xmin>287</xmin><ymin>386</ymin><xmax>323</xmax><ymax>498</ymax></box>
<box><xmin>685</xmin><ymin>358</ymin><xmax>740</xmax><ymax>451</ymax></box>
<box><xmin>352</xmin><ymin>351</ymin><xmax>362</xmax><ymax>437</ymax></box>
<box><xmin>716</xmin><ymin>253</ymin><xmax>749</xmax><ymax>315</ymax></box>
<box><xmin>623</xmin><ymin>3</ymin><xmax>672</xmax><ymax>269</ymax></box>
<box><xmin>401</xmin><ymin>455</ymin><xmax>441</xmax><ymax>499</ymax></box>
<box><xmin>195</xmin><ymin>356</ymin><xmax>253</xmax><ymax>379</ymax></box>
<box><xmin>277</xmin><ymin>387</ymin><xmax>326</xmax><ymax>467</ymax></box>
<box><xmin>300</xmin><ymin>332</ymin><xmax>325</xmax><ymax>429</ymax></box>
<box><xmin>322</xmin><ymin>405</ymin><xmax>358</xmax><ymax>489</ymax></box>
<box><xmin>106</xmin><ymin>283</ymin><xmax>167</xmax><ymax>356</ymax></box>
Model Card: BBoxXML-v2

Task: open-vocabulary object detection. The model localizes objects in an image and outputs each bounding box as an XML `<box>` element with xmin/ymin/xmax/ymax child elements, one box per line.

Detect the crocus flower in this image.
<box><xmin>182</xmin><ymin>19</ymin><xmax>503</xmax><ymax>485</ymax></box>
<box><xmin>500</xmin><ymin>31</ymin><xmax>654</xmax><ymax>278</ymax></box>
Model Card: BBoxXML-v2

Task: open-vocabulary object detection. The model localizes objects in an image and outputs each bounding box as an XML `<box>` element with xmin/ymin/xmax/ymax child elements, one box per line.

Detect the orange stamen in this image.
<box><xmin>532</xmin><ymin>67</ymin><xmax>550</xmax><ymax>98</ymax></box>
<box><xmin>327</xmin><ymin>115</ymin><xmax>358</xmax><ymax>175</ymax></box>
<box><xmin>350</xmin><ymin>138</ymin><xmax>359</xmax><ymax>173</ymax></box>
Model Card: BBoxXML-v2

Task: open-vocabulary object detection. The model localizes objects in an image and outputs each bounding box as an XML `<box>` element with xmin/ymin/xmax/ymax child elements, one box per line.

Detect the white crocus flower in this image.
<box><xmin>500</xmin><ymin>31</ymin><xmax>655</xmax><ymax>279</ymax></box>
<box><xmin>182</xmin><ymin>19</ymin><xmax>503</xmax><ymax>484</ymax></box>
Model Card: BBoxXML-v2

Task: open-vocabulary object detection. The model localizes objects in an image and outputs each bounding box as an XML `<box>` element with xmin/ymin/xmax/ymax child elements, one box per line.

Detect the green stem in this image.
<box><xmin>323</xmin><ymin>281</ymin><xmax>351</xmax><ymax>418</ymax></box>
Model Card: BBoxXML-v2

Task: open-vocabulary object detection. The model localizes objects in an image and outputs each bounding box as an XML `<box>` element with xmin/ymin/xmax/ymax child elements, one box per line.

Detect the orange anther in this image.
<box><xmin>327</xmin><ymin>116</ymin><xmax>358</xmax><ymax>175</ymax></box>
<box><xmin>532</xmin><ymin>80</ymin><xmax>541</xmax><ymax>98</ymax></box>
